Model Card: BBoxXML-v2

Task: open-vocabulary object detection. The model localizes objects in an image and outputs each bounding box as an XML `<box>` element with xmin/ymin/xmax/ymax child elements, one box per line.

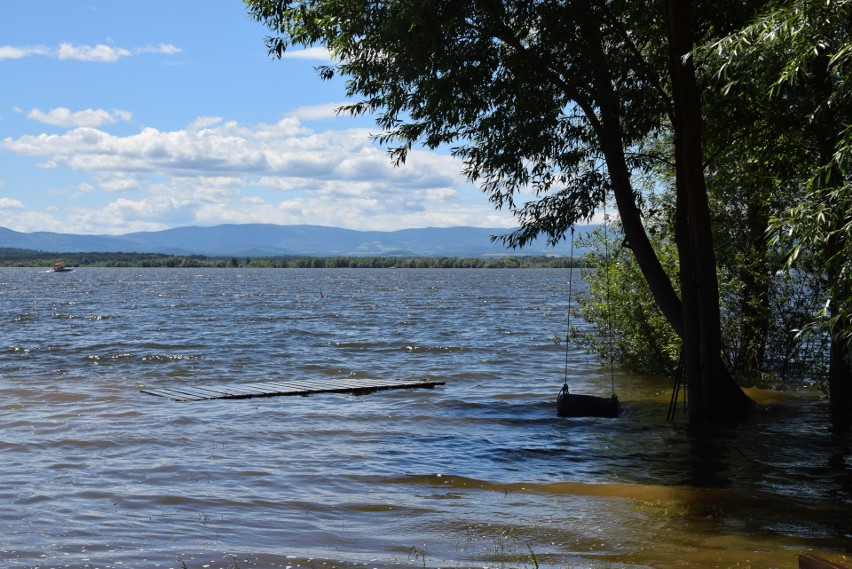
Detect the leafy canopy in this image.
<box><xmin>708</xmin><ymin>0</ymin><xmax>852</xmax><ymax>350</ymax></box>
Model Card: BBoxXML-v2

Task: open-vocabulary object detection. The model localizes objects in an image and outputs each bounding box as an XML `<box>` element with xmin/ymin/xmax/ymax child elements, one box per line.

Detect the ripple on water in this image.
<box><xmin>0</xmin><ymin>267</ymin><xmax>849</xmax><ymax>569</ymax></box>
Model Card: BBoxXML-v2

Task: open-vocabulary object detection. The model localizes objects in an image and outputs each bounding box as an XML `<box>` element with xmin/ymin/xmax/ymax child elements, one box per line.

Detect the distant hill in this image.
<box><xmin>0</xmin><ymin>224</ymin><xmax>596</xmax><ymax>258</ymax></box>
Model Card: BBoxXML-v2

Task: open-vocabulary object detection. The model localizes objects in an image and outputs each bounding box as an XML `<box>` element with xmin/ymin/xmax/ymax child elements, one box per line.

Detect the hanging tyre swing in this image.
<box><xmin>556</xmin><ymin>220</ymin><xmax>620</xmax><ymax>419</ymax></box>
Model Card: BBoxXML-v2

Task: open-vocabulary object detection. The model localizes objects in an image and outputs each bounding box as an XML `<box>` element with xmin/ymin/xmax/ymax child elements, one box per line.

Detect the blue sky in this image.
<box><xmin>0</xmin><ymin>1</ymin><xmax>518</xmax><ymax>235</ymax></box>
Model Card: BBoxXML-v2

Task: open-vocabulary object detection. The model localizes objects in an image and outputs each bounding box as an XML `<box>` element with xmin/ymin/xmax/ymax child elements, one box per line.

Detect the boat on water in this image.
<box><xmin>51</xmin><ymin>262</ymin><xmax>74</xmax><ymax>272</ymax></box>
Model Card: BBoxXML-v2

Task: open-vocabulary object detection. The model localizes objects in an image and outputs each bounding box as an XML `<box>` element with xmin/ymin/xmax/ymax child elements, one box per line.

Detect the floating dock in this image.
<box><xmin>141</xmin><ymin>378</ymin><xmax>445</xmax><ymax>402</ymax></box>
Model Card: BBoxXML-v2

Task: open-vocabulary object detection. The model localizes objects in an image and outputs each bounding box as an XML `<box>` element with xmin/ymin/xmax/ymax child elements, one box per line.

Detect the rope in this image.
<box><xmin>561</xmin><ymin>227</ymin><xmax>576</xmax><ymax>392</ymax></box>
<box><xmin>560</xmin><ymin>196</ymin><xmax>618</xmax><ymax>402</ymax></box>
<box><xmin>604</xmin><ymin>200</ymin><xmax>616</xmax><ymax>397</ymax></box>
<box><xmin>667</xmin><ymin>346</ymin><xmax>687</xmax><ymax>421</ymax></box>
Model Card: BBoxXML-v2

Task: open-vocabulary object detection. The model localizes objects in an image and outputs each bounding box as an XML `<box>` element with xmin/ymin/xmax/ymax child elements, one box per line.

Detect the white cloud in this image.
<box><xmin>188</xmin><ymin>116</ymin><xmax>224</xmax><ymax>131</ymax></box>
<box><xmin>0</xmin><ymin>197</ymin><xmax>24</xmax><ymax>209</ymax></box>
<box><xmin>0</xmin><ymin>116</ymin><xmax>516</xmax><ymax>234</ymax></box>
<box><xmin>282</xmin><ymin>47</ymin><xmax>332</xmax><ymax>61</ymax></box>
<box><xmin>0</xmin><ymin>210</ymin><xmax>68</xmax><ymax>233</ymax></box>
<box><xmin>0</xmin><ymin>45</ymin><xmax>50</xmax><ymax>60</ymax></box>
<box><xmin>57</xmin><ymin>43</ymin><xmax>132</xmax><ymax>62</ymax></box>
<box><xmin>112</xmin><ymin>109</ymin><xmax>134</xmax><ymax>123</ymax></box>
<box><xmin>135</xmin><ymin>43</ymin><xmax>181</xmax><ymax>55</ymax></box>
<box><xmin>288</xmin><ymin>102</ymin><xmax>349</xmax><ymax>121</ymax></box>
<box><xmin>27</xmin><ymin>107</ymin><xmax>133</xmax><ymax>128</ymax></box>
<box><xmin>0</xmin><ymin>43</ymin><xmax>180</xmax><ymax>62</ymax></box>
<box><xmin>99</xmin><ymin>177</ymin><xmax>140</xmax><ymax>193</ymax></box>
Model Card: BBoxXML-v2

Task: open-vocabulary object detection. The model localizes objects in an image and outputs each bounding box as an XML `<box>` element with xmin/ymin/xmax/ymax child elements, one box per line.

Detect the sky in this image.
<box><xmin>0</xmin><ymin>1</ymin><xmax>519</xmax><ymax>235</ymax></box>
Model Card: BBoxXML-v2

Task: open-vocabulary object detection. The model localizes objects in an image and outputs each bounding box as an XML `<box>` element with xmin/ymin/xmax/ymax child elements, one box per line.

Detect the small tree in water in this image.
<box><xmin>576</xmin><ymin>219</ymin><xmax>830</xmax><ymax>387</ymax></box>
<box><xmin>573</xmin><ymin>223</ymin><xmax>680</xmax><ymax>377</ymax></box>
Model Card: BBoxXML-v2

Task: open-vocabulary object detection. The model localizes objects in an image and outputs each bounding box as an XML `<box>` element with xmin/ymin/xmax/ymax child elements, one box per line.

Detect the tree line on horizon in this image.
<box><xmin>0</xmin><ymin>248</ymin><xmax>584</xmax><ymax>269</ymax></box>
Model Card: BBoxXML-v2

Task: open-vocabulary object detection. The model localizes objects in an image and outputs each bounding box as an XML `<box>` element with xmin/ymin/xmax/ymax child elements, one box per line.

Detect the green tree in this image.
<box><xmin>246</xmin><ymin>0</ymin><xmax>760</xmax><ymax>420</ymax></box>
<box><xmin>708</xmin><ymin>0</ymin><xmax>852</xmax><ymax>419</ymax></box>
<box><xmin>573</xmin><ymin>223</ymin><xmax>681</xmax><ymax>376</ymax></box>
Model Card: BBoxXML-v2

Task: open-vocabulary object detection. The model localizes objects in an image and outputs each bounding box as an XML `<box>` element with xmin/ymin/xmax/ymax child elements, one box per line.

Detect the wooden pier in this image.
<box><xmin>141</xmin><ymin>377</ymin><xmax>445</xmax><ymax>402</ymax></box>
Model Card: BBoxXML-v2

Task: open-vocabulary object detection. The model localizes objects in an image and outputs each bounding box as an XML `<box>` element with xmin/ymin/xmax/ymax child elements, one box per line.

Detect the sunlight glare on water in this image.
<box><xmin>0</xmin><ymin>267</ymin><xmax>849</xmax><ymax>569</ymax></box>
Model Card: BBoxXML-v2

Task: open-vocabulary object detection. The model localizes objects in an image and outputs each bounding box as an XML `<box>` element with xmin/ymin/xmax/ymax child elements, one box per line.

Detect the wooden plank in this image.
<box><xmin>142</xmin><ymin>383</ymin><xmax>272</xmax><ymax>401</ymax></box>
<box><xmin>253</xmin><ymin>379</ymin><xmax>334</xmax><ymax>391</ymax></box>
<box><xmin>194</xmin><ymin>383</ymin><xmax>271</xmax><ymax>397</ymax></box>
<box><xmin>251</xmin><ymin>378</ymin><xmax>380</xmax><ymax>394</ymax></box>
<box><xmin>255</xmin><ymin>378</ymin><xmax>426</xmax><ymax>395</ymax></box>
<box><xmin>221</xmin><ymin>382</ymin><xmax>276</xmax><ymax>393</ymax></box>
<box><xmin>248</xmin><ymin>381</ymin><xmax>315</xmax><ymax>394</ymax></box>
<box><xmin>141</xmin><ymin>386</ymin><xmax>212</xmax><ymax>401</ymax></box>
<box><xmin>140</xmin><ymin>387</ymin><xmax>200</xmax><ymax>401</ymax></box>
<box><xmin>141</xmin><ymin>378</ymin><xmax>445</xmax><ymax>402</ymax></box>
<box><xmin>142</xmin><ymin>379</ymin><xmax>434</xmax><ymax>401</ymax></box>
<box><xmin>268</xmin><ymin>378</ymin><xmax>378</xmax><ymax>392</ymax></box>
<box><xmin>171</xmin><ymin>385</ymin><xmax>225</xmax><ymax>398</ymax></box>
<box><xmin>275</xmin><ymin>377</ymin><xmax>375</xmax><ymax>389</ymax></box>
<box><xmin>174</xmin><ymin>385</ymin><xmax>235</xmax><ymax>397</ymax></box>
<box><xmin>249</xmin><ymin>378</ymin><xmax>436</xmax><ymax>395</ymax></box>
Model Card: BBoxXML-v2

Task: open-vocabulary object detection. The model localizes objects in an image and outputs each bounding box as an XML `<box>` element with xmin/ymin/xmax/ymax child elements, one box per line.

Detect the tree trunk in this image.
<box><xmin>828</xmin><ymin>329</ymin><xmax>852</xmax><ymax>426</ymax></box>
<box><xmin>578</xmin><ymin>0</ymin><xmax>752</xmax><ymax>421</ymax></box>
<box><xmin>665</xmin><ymin>0</ymin><xmax>753</xmax><ymax>421</ymax></box>
<box><xmin>827</xmin><ymin>232</ymin><xmax>852</xmax><ymax>426</ymax></box>
<box><xmin>575</xmin><ymin>5</ymin><xmax>686</xmax><ymax>340</ymax></box>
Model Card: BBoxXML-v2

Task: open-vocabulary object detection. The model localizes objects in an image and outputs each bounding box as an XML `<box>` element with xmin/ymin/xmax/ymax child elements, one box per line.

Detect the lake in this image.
<box><xmin>1</xmin><ymin>267</ymin><xmax>849</xmax><ymax>569</ymax></box>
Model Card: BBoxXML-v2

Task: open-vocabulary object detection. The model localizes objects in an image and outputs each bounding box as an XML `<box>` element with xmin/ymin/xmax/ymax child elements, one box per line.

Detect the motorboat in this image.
<box><xmin>51</xmin><ymin>262</ymin><xmax>74</xmax><ymax>272</ymax></box>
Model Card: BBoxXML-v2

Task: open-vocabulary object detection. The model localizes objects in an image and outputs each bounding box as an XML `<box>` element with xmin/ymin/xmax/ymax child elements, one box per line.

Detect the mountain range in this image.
<box><xmin>0</xmin><ymin>224</ymin><xmax>594</xmax><ymax>258</ymax></box>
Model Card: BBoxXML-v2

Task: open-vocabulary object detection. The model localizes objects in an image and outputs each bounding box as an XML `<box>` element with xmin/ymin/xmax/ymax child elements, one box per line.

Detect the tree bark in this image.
<box><xmin>665</xmin><ymin>0</ymin><xmax>753</xmax><ymax>420</ymax></box>
<box><xmin>576</xmin><ymin>6</ymin><xmax>685</xmax><ymax>339</ymax></box>
<box><xmin>827</xmin><ymin>232</ymin><xmax>852</xmax><ymax>426</ymax></box>
<box><xmin>828</xmin><ymin>327</ymin><xmax>852</xmax><ymax>426</ymax></box>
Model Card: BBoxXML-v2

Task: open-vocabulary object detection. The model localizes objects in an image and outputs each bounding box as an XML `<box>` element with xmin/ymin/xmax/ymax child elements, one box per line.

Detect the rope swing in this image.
<box><xmin>603</xmin><ymin>201</ymin><xmax>617</xmax><ymax>400</ymax></box>
<box><xmin>556</xmin><ymin>203</ymin><xmax>620</xmax><ymax>419</ymax></box>
<box><xmin>561</xmin><ymin>226</ymin><xmax>576</xmax><ymax>392</ymax></box>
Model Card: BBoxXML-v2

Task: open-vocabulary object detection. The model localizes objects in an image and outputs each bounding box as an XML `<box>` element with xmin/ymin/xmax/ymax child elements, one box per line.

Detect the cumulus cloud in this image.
<box><xmin>27</xmin><ymin>107</ymin><xmax>133</xmax><ymax>128</ymax></box>
<box><xmin>0</xmin><ymin>45</ymin><xmax>50</xmax><ymax>59</ymax></box>
<box><xmin>0</xmin><ymin>42</ymin><xmax>180</xmax><ymax>62</ymax></box>
<box><xmin>57</xmin><ymin>43</ymin><xmax>132</xmax><ymax>62</ymax></box>
<box><xmin>0</xmin><ymin>197</ymin><xmax>24</xmax><ymax>209</ymax></box>
<box><xmin>3</xmin><ymin>119</ymin><xmax>380</xmax><ymax>181</ymax></box>
<box><xmin>188</xmin><ymin>116</ymin><xmax>224</xmax><ymax>131</ymax></box>
<box><xmin>99</xmin><ymin>177</ymin><xmax>140</xmax><ymax>193</ymax></box>
<box><xmin>112</xmin><ymin>109</ymin><xmax>134</xmax><ymax>122</ymax></box>
<box><xmin>0</xmin><ymin>116</ymin><xmax>515</xmax><ymax>234</ymax></box>
<box><xmin>0</xmin><ymin>209</ymin><xmax>70</xmax><ymax>234</ymax></box>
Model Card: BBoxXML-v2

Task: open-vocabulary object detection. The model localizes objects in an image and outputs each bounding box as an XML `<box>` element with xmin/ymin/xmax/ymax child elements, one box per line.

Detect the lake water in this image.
<box><xmin>1</xmin><ymin>268</ymin><xmax>849</xmax><ymax>569</ymax></box>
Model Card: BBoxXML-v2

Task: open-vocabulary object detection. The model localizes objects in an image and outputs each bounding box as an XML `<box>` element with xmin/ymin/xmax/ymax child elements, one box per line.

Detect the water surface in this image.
<box><xmin>1</xmin><ymin>268</ymin><xmax>849</xmax><ymax>568</ymax></box>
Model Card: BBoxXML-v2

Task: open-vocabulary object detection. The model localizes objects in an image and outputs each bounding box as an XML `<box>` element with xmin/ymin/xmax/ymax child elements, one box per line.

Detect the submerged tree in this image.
<box><xmin>573</xmin><ymin>221</ymin><xmax>682</xmax><ymax>377</ymax></box>
<box><xmin>576</xmin><ymin>196</ymin><xmax>830</xmax><ymax>387</ymax></box>
<box><xmin>708</xmin><ymin>0</ymin><xmax>852</xmax><ymax>420</ymax></box>
<box><xmin>245</xmin><ymin>0</ymin><xmax>759</xmax><ymax>421</ymax></box>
